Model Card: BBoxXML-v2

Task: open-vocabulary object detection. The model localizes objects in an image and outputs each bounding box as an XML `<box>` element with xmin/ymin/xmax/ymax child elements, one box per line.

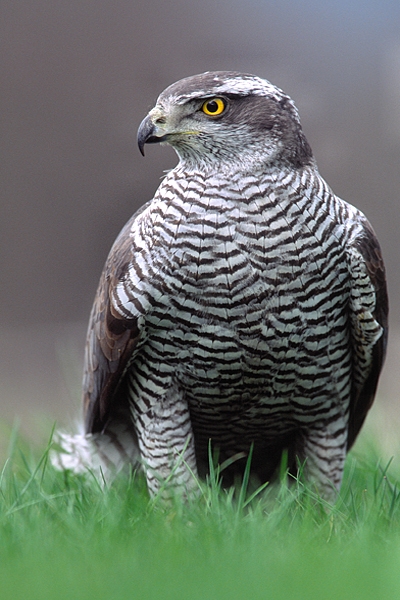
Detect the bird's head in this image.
<box><xmin>137</xmin><ymin>71</ymin><xmax>314</xmax><ymax>171</ymax></box>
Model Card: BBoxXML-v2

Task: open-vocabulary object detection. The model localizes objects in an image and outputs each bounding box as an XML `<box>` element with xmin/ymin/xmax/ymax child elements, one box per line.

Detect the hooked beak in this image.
<box><xmin>137</xmin><ymin>115</ymin><xmax>168</xmax><ymax>156</ymax></box>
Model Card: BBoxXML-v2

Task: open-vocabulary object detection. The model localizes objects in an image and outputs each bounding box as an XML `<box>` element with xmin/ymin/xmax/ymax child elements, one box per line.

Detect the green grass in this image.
<box><xmin>2</xmin><ymin>426</ymin><xmax>400</xmax><ymax>600</ymax></box>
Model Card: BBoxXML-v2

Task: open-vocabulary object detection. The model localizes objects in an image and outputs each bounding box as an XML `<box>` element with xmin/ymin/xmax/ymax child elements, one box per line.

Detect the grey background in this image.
<box><xmin>1</xmin><ymin>0</ymin><xmax>399</xmax><ymax>450</ymax></box>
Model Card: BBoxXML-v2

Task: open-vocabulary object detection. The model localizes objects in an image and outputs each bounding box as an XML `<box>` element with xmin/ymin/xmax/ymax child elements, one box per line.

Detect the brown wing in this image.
<box><xmin>83</xmin><ymin>203</ymin><xmax>151</xmax><ymax>434</ymax></box>
<box><xmin>347</xmin><ymin>218</ymin><xmax>389</xmax><ymax>449</ymax></box>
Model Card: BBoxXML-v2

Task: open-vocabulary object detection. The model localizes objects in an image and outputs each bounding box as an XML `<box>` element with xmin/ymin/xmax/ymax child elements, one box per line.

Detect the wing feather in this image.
<box><xmin>347</xmin><ymin>217</ymin><xmax>388</xmax><ymax>449</ymax></box>
<box><xmin>83</xmin><ymin>203</ymin><xmax>151</xmax><ymax>433</ymax></box>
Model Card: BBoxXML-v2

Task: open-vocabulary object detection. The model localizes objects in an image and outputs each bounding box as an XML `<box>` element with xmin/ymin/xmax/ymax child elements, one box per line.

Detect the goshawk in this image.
<box><xmin>56</xmin><ymin>72</ymin><xmax>388</xmax><ymax>501</ymax></box>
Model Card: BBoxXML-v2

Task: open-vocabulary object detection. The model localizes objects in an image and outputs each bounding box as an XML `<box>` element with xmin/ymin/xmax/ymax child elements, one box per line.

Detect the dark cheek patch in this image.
<box><xmin>224</xmin><ymin>96</ymin><xmax>314</xmax><ymax>168</ymax></box>
<box><xmin>223</xmin><ymin>96</ymin><xmax>278</xmax><ymax>131</ymax></box>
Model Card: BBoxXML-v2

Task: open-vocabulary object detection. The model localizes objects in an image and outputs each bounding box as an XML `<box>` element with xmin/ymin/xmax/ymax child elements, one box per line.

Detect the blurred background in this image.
<box><xmin>1</xmin><ymin>0</ymin><xmax>399</xmax><ymax>451</ymax></box>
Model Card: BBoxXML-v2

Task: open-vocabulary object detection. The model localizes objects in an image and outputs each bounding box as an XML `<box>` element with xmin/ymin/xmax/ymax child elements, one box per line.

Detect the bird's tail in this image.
<box><xmin>50</xmin><ymin>424</ymin><xmax>140</xmax><ymax>481</ymax></box>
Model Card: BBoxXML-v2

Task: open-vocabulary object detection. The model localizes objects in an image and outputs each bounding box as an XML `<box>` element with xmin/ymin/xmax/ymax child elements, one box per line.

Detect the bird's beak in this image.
<box><xmin>137</xmin><ymin>108</ymin><xmax>200</xmax><ymax>156</ymax></box>
<box><xmin>137</xmin><ymin>114</ymin><xmax>168</xmax><ymax>156</ymax></box>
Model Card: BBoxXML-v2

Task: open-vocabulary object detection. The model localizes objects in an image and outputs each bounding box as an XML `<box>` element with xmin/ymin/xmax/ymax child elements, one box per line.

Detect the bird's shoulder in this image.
<box><xmin>83</xmin><ymin>201</ymin><xmax>153</xmax><ymax>432</ymax></box>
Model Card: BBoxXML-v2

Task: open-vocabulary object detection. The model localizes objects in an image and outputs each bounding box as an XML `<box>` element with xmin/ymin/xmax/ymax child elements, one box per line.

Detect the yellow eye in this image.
<box><xmin>201</xmin><ymin>98</ymin><xmax>226</xmax><ymax>116</ymax></box>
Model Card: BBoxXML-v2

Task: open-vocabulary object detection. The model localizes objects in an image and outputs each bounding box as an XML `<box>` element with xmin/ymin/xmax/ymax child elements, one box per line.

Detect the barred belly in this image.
<box><xmin>125</xmin><ymin>186</ymin><xmax>352</xmax><ymax>480</ymax></box>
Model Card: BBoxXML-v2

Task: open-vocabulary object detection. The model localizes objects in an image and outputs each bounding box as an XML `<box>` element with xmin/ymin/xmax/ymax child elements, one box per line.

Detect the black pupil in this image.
<box><xmin>207</xmin><ymin>100</ymin><xmax>219</xmax><ymax>113</ymax></box>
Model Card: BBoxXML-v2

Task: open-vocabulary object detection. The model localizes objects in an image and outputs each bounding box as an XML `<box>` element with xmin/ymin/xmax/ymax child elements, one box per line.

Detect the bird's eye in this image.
<box><xmin>201</xmin><ymin>98</ymin><xmax>226</xmax><ymax>116</ymax></box>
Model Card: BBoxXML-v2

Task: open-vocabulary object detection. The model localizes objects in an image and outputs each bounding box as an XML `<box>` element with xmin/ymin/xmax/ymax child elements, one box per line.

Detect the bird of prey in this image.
<box><xmin>55</xmin><ymin>72</ymin><xmax>388</xmax><ymax>502</ymax></box>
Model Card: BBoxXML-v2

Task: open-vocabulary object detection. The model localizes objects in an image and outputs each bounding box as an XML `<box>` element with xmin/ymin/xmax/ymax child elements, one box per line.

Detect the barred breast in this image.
<box><xmin>85</xmin><ymin>163</ymin><xmax>383</xmax><ymax>498</ymax></box>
